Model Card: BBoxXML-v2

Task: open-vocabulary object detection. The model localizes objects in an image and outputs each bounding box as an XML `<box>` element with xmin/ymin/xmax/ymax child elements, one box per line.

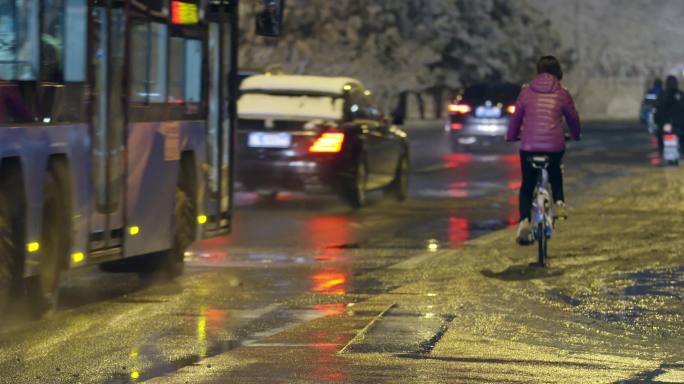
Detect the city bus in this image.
<box><xmin>0</xmin><ymin>0</ymin><xmax>283</xmax><ymax>317</ymax></box>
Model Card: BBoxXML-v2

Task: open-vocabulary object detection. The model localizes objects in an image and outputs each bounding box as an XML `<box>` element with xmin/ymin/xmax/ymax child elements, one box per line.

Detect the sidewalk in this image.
<box><xmin>147</xmin><ymin>165</ymin><xmax>684</xmax><ymax>383</ymax></box>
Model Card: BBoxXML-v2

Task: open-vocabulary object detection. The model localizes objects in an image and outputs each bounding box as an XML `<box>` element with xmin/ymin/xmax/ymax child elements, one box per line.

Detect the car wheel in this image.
<box><xmin>385</xmin><ymin>155</ymin><xmax>409</xmax><ymax>202</ymax></box>
<box><xmin>346</xmin><ymin>159</ymin><xmax>367</xmax><ymax>209</ymax></box>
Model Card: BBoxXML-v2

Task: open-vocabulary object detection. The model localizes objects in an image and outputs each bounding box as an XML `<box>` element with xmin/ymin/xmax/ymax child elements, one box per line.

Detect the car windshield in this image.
<box><xmin>462</xmin><ymin>83</ymin><xmax>521</xmax><ymax>105</ymax></box>
<box><xmin>238</xmin><ymin>92</ymin><xmax>344</xmax><ymax>121</ymax></box>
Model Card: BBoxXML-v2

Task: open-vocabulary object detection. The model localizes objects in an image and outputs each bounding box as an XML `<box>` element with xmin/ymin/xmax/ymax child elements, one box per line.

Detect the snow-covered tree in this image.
<box><xmin>239</xmin><ymin>1</ymin><xmax>571</xmax><ymax>116</ymax></box>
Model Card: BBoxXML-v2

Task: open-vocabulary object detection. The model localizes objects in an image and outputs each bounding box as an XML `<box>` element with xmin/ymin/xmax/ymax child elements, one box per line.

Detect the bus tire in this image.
<box><xmin>27</xmin><ymin>160</ymin><xmax>71</xmax><ymax>318</ymax></box>
<box><xmin>0</xmin><ymin>165</ymin><xmax>25</xmax><ymax>321</ymax></box>
<box><xmin>0</xmin><ymin>194</ymin><xmax>13</xmax><ymax>317</ymax></box>
<box><xmin>139</xmin><ymin>157</ymin><xmax>196</xmax><ymax>281</ymax></box>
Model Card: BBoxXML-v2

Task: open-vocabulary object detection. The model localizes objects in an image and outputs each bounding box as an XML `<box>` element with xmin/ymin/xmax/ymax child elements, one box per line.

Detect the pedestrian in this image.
<box><xmin>641</xmin><ymin>78</ymin><xmax>662</xmax><ymax>131</ymax></box>
<box><xmin>506</xmin><ymin>55</ymin><xmax>582</xmax><ymax>245</ymax></box>
<box><xmin>391</xmin><ymin>91</ymin><xmax>407</xmax><ymax>125</ymax></box>
<box><xmin>653</xmin><ymin>75</ymin><xmax>684</xmax><ymax>159</ymax></box>
<box><xmin>648</xmin><ymin>78</ymin><xmax>663</xmax><ymax>98</ymax></box>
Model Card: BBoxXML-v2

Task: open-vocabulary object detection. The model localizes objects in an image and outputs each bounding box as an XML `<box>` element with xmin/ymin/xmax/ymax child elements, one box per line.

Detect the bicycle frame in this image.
<box><xmin>531</xmin><ymin>157</ymin><xmax>554</xmax><ymax>265</ymax></box>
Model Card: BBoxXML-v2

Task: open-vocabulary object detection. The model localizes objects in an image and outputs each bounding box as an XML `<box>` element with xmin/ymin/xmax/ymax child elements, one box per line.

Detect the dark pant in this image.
<box><xmin>657</xmin><ymin>133</ymin><xmax>664</xmax><ymax>157</ymax></box>
<box><xmin>519</xmin><ymin>150</ymin><xmax>565</xmax><ymax>222</ymax></box>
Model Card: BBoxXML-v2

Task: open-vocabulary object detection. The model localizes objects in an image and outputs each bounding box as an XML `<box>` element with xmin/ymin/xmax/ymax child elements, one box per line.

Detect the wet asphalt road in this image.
<box><xmin>0</xmin><ymin>120</ymin><xmax>658</xmax><ymax>383</ymax></box>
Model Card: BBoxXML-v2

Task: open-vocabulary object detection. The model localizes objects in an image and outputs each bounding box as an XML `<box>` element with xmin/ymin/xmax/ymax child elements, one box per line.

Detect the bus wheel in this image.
<box><xmin>168</xmin><ymin>185</ymin><xmax>196</xmax><ymax>276</ymax></box>
<box><xmin>0</xmin><ymin>191</ymin><xmax>18</xmax><ymax>317</ymax></box>
<box><xmin>27</xmin><ymin>164</ymin><xmax>70</xmax><ymax>317</ymax></box>
<box><xmin>139</xmin><ymin>172</ymin><xmax>196</xmax><ymax>281</ymax></box>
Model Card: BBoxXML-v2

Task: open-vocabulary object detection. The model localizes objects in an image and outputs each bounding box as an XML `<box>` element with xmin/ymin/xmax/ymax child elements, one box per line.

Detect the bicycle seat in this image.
<box><xmin>529</xmin><ymin>156</ymin><xmax>550</xmax><ymax>168</ymax></box>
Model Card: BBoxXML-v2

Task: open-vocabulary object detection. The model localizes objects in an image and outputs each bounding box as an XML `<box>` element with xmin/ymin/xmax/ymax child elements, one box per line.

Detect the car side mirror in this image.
<box><xmin>256</xmin><ymin>0</ymin><xmax>285</xmax><ymax>37</ymax></box>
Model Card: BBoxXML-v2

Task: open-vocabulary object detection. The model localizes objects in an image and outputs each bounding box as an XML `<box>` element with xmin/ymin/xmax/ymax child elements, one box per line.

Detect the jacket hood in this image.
<box><xmin>529</xmin><ymin>73</ymin><xmax>561</xmax><ymax>94</ymax></box>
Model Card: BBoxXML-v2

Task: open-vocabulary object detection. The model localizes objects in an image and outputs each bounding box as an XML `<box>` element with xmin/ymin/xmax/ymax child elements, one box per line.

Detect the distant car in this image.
<box><xmin>236</xmin><ymin>74</ymin><xmax>410</xmax><ymax>208</ymax></box>
<box><xmin>446</xmin><ymin>82</ymin><xmax>521</xmax><ymax>152</ymax></box>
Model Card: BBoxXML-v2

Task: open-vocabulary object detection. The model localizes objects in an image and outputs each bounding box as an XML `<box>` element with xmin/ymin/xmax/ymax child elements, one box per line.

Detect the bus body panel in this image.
<box><xmin>124</xmin><ymin>120</ymin><xmax>206</xmax><ymax>257</ymax></box>
<box><xmin>0</xmin><ymin>1</ymin><xmax>241</xmax><ymax>287</ymax></box>
<box><xmin>0</xmin><ymin>124</ymin><xmax>92</xmax><ymax>277</ymax></box>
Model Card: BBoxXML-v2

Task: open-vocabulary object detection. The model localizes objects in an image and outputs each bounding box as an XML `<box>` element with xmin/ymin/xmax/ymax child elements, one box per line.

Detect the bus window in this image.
<box><xmin>0</xmin><ymin>0</ymin><xmax>39</xmax><ymax>81</ymax></box>
<box><xmin>41</xmin><ymin>0</ymin><xmax>64</xmax><ymax>82</ymax></box>
<box><xmin>63</xmin><ymin>0</ymin><xmax>86</xmax><ymax>82</ymax></box>
<box><xmin>184</xmin><ymin>39</ymin><xmax>202</xmax><ymax>102</ymax></box>
<box><xmin>129</xmin><ymin>22</ymin><xmax>147</xmax><ymax>103</ymax></box>
<box><xmin>169</xmin><ymin>37</ymin><xmax>202</xmax><ymax>104</ymax></box>
<box><xmin>129</xmin><ymin>21</ymin><xmax>168</xmax><ymax>103</ymax></box>
<box><xmin>168</xmin><ymin>37</ymin><xmax>184</xmax><ymax>103</ymax></box>
<box><xmin>148</xmin><ymin>22</ymin><xmax>167</xmax><ymax>103</ymax></box>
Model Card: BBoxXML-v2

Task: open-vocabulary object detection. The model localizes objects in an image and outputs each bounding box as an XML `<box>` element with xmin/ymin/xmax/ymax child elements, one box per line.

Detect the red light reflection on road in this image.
<box><xmin>206</xmin><ymin>308</ymin><xmax>228</xmax><ymax>331</ymax></box>
<box><xmin>306</xmin><ymin>216</ymin><xmax>351</xmax><ymax>262</ymax></box>
<box><xmin>448</xmin><ymin>216</ymin><xmax>469</xmax><ymax>247</ymax></box>
<box><xmin>314</xmin><ymin>303</ymin><xmax>346</xmax><ymax>316</ymax></box>
<box><xmin>507</xmin><ymin>195</ymin><xmax>519</xmax><ymax>226</ymax></box>
<box><xmin>311</xmin><ymin>268</ymin><xmax>348</xmax><ymax>295</ymax></box>
<box><xmin>503</xmin><ymin>154</ymin><xmax>521</xmax><ymax>226</ymax></box>
<box><xmin>507</xmin><ymin>180</ymin><xmax>522</xmax><ymax>190</ymax></box>
<box><xmin>308</xmin><ymin>330</ymin><xmax>346</xmax><ymax>382</ymax></box>
<box><xmin>448</xmin><ymin>181</ymin><xmax>469</xmax><ymax>198</ymax></box>
<box><xmin>189</xmin><ymin>233</ymin><xmax>233</xmax><ymax>263</ymax></box>
<box><xmin>443</xmin><ymin>153</ymin><xmax>473</xmax><ymax>169</ymax></box>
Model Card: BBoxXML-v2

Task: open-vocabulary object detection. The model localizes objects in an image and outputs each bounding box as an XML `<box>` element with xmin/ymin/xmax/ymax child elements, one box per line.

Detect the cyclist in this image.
<box><xmin>506</xmin><ymin>55</ymin><xmax>582</xmax><ymax>245</ymax></box>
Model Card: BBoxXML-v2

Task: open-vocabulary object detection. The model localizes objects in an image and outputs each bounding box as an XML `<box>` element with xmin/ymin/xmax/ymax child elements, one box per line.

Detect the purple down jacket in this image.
<box><xmin>506</xmin><ymin>73</ymin><xmax>581</xmax><ymax>152</ymax></box>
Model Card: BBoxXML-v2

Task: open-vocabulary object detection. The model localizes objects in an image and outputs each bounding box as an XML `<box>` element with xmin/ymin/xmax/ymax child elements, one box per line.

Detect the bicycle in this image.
<box><xmin>529</xmin><ymin>155</ymin><xmax>555</xmax><ymax>266</ymax></box>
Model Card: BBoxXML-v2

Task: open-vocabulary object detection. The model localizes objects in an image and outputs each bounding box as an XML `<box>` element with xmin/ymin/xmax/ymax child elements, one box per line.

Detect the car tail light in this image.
<box><xmin>448</xmin><ymin>103</ymin><xmax>471</xmax><ymax>114</ymax></box>
<box><xmin>310</xmin><ymin>132</ymin><xmax>345</xmax><ymax>153</ymax></box>
<box><xmin>507</xmin><ymin>105</ymin><xmax>516</xmax><ymax>114</ymax></box>
<box><xmin>450</xmin><ymin>123</ymin><xmax>464</xmax><ymax>130</ymax></box>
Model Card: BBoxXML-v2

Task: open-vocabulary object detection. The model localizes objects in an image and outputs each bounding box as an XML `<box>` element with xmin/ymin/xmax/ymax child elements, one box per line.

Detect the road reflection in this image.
<box><xmin>311</xmin><ymin>267</ymin><xmax>348</xmax><ymax>295</ymax></box>
<box><xmin>308</xmin><ymin>329</ymin><xmax>346</xmax><ymax>382</ymax></box>
<box><xmin>307</xmin><ymin>215</ymin><xmax>352</xmax><ymax>255</ymax></box>
<box><xmin>448</xmin><ymin>216</ymin><xmax>469</xmax><ymax>248</ymax></box>
<box><xmin>502</xmin><ymin>153</ymin><xmax>521</xmax><ymax>226</ymax></box>
<box><xmin>443</xmin><ymin>153</ymin><xmax>473</xmax><ymax>170</ymax></box>
<box><xmin>443</xmin><ymin>152</ymin><xmax>521</xmax><ymax>248</ymax></box>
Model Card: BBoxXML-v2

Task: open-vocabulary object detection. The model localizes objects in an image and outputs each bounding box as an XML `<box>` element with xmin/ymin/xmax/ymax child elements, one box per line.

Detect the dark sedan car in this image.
<box><xmin>236</xmin><ymin>75</ymin><xmax>409</xmax><ymax>208</ymax></box>
<box><xmin>446</xmin><ymin>82</ymin><xmax>521</xmax><ymax>152</ymax></box>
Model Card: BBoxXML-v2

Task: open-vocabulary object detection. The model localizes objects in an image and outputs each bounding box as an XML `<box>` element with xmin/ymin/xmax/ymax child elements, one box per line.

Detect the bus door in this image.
<box><xmin>206</xmin><ymin>8</ymin><xmax>235</xmax><ymax>236</ymax></box>
<box><xmin>89</xmin><ymin>4</ymin><xmax>126</xmax><ymax>251</ymax></box>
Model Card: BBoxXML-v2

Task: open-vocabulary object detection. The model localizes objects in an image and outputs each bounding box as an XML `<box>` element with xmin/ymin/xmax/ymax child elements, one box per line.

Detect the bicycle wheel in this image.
<box><xmin>537</xmin><ymin>219</ymin><xmax>547</xmax><ymax>266</ymax></box>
